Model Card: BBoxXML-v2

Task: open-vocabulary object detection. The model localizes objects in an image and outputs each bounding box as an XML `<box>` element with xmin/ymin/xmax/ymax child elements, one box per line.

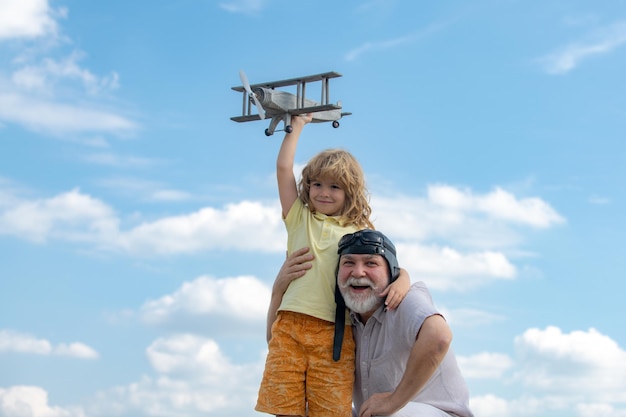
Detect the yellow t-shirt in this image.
<box><xmin>279</xmin><ymin>198</ymin><xmax>358</xmax><ymax>323</ymax></box>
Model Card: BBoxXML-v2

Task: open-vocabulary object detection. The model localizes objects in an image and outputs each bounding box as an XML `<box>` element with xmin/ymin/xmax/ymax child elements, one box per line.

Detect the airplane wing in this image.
<box><xmin>231</xmin><ymin>71</ymin><xmax>342</xmax><ymax>92</ymax></box>
<box><xmin>288</xmin><ymin>104</ymin><xmax>342</xmax><ymax>115</ymax></box>
<box><xmin>230</xmin><ymin>115</ymin><xmax>264</xmax><ymax>123</ymax></box>
<box><xmin>231</xmin><ymin>104</ymin><xmax>346</xmax><ymax>123</ymax></box>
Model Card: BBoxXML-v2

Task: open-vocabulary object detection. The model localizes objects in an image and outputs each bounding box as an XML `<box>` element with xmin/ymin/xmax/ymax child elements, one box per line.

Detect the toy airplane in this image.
<box><xmin>231</xmin><ymin>71</ymin><xmax>351</xmax><ymax>136</ymax></box>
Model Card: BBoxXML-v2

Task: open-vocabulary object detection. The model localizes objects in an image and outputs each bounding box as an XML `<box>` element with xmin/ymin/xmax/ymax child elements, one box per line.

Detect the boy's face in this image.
<box><xmin>308</xmin><ymin>177</ymin><xmax>346</xmax><ymax>216</ymax></box>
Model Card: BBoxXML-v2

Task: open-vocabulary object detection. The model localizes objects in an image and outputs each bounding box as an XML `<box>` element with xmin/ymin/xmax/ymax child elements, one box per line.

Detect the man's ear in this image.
<box><xmin>390</xmin><ymin>266</ymin><xmax>401</xmax><ymax>282</ymax></box>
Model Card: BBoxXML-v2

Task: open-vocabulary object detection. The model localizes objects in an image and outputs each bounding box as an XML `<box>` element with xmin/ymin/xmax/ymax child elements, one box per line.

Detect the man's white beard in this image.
<box><xmin>340</xmin><ymin>277</ymin><xmax>384</xmax><ymax>314</ymax></box>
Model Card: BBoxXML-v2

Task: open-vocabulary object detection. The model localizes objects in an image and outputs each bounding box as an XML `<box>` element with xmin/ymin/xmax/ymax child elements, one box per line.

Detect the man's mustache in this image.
<box><xmin>342</xmin><ymin>277</ymin><xmax>375</xmax><ymax>289</ymax></box>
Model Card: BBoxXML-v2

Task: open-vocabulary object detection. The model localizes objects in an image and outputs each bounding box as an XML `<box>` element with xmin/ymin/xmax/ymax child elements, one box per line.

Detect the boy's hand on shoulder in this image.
<box><xmin>380</xmin><ymin>268</ymin><xmax>410</xmax><ymax>310</ymax></box>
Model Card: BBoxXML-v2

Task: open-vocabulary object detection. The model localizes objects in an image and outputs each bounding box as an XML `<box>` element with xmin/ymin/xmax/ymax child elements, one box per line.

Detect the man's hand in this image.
<box><xmin>272</xmin><ymin>247</ymin><xmax>314</xmax><ymax>296</ymax></box>
<box><xmin>358</xmin><ymin>392</ymin><xmax>398</xmax><ymax>417</ymax></box>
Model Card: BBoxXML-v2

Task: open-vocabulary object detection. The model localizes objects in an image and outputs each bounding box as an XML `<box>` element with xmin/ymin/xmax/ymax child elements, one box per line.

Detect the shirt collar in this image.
<box><xmin>311</xmin><ymin>210</ymin><xmax>347</xmax><ymax>226</ymax></box>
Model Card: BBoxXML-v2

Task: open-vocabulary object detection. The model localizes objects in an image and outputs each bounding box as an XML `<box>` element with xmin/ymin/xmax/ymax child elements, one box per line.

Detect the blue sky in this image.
<box><xmin>1</xmin><ymin>0</ymin><xmax>625</xmax><ymax>416</ymax></box>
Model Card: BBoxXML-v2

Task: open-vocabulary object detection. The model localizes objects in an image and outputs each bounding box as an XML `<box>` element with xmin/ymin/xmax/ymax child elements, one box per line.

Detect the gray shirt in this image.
<box><xmin>351</xmin><ymin>282</ymin><xmax>474</xmax><ymax>417</ymax></box>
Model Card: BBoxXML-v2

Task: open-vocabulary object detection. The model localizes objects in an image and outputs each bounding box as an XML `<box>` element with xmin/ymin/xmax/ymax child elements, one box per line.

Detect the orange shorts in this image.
<box><xmin>255</xmin><ymin>311</ymin><xmax>355</xmax><ymax>417</ymax></box>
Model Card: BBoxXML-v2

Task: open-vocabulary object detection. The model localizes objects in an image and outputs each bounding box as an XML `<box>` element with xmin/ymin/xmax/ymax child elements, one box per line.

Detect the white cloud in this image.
<box><xmin>218</xmin><ymin>0</ymin><xmax>265</xmax><ymax>14</ymax></box>
<box><xmin>398</xmin><ymin>243</ymin><xmax>516</xmax><ymax>290</ymax></box>
<box><xmin>470</xmin><ymin>327</ymin><xmax>626</xmax><ymax>417</ymax></box>
<box><xmin>12</xmin><ymin>52</ymin><xmax>120</xmax><ymax>95</ymax></box>
<box><xmin>458</xmin><ymin>352</ymin><xmax>514</xmax><ymax>379</ymax></box>
<box><xmin>84</xmin><ymin>326</ymin><xmax>626</xmax><ymax>417</ymax></box>
<box><xmin>1</xmin><ymin>46</ymin><xmax>136</xmax><ymax>136</ymax></box>
<box><xmin>441</xmin><ymin>307</ymin><xmax>507</xmax><ymax>327</ymax></box>
<box><xmin>344</xmin><ymin>34</ymin><xmax>416</xmax><ymax>62</ymax></box>
<box><xmin>355</xmin><ymin>0</ymin><xmax>394</xmax><ymax>15</ymax></box>
<box><xmin>0</xmin><ymin>185</ymin><xmax>286</xmax><ymax>255</ymax></box>
<box><xmin>146</xmin><ymin>334</ymin><xmax>238</xmax><ymax>376</ymax></box>
<box><xmin>0</xmin><ymin>178</ymin><xmax>24</xmax><ymax>209</ymax></box>
<box><xmin>0</xmin><ymin>188</ymin><xmax>119</xmax><ymax>244</ymax></box>
<box><xmin>140</xmin><ymin>275</ymin><xmax>270</xmax><ymax>327</ymax></box>
<box><xmin>514</xmin><ymin>326</ymin><xmax>626</xmax><ymax>396</ymax></box>
<box><xmin>53</xmin><ymin>343</ymin><xmax>99</xmax><ymax>359</ymax></box>
<box><xmin>0</xmin><ymin>183</ymin><xmax>564</xmax><ymax>269</ymax></box>
<box><xmin>0</xmin><ymin>0</ymin><xmax>62</xmax><ymax>40</ymax></box>
<box><xmin>87</xmin><ymin>335</ymin><xmax>264</xmax><ymax>417</ymax></box>
<box><xmin>117</xmin><ymin>200</ymin><xmax>286</xmax><ymax>255</ymax></box>
<box><xmin>372</xmin><ymin>185</ymin><xmax>564</xmax><ymax>290</ymax></box>
<box><xmin>0</xmin><ymin>329</ymin><xmax>99</xmax><ymax>359</ymax></box>
<box><xmin>0</xmin><ymin>386</ymin><xmax>86</xmax><ymax>417</ymax></box>
<box><xmin>96</xmin><ymin>177</ymin><xmax>193</xmax><ymax>202</ymax></box>
<box><xmin>0</xmin><ymin>92</ymin><xmax>137</xmax><ymax>136</ymax></box>
<box><xmin>150</xmin><ymin>189</ymin><xmax>193</xmax><ymax>202</ymax></box>
<box><xmin>470</xmin><ymin>394</ymin><xmax>563</xmax><ymax>417</ymax></box>
<box><xmin>589</xmin><ymin>194</ymin><xmax>610</xmax><ymax>205</ymax></box>
<box><xmin>470</xmin><ymin>394</ymin><xmax>510</xmax><ymax>417</ymax></box>
<box><xmin>426</xmin><ymin>185</ymin><xmax>565</xmax><ymax>229</ymax></box>
<box><xmin>344</xmin><ymin>21</ymin><xmax>449</xmax><ymax>62</ymax></box>
<box><xmin>577</xmin><ymin>403</ymin><xmax>626</xmax><ymax>417</ymax></box>
<box><xmin>472</xmin><ymin>393</ymin><xmax>626</xmax><ymax>417</ymax></box>
<box><xmin>82</xmin><ymin>152</ymin><xmax>159</xmax><ymax>168</ymax></box>
<box><xmin>0</xmin><ymin>330</ymin><xmax>51</xmax><ymax>355</ymax></box>
<box><xmin>8</xmin><ymin>323</ymin><xmax>623</xmax><ymax>417</ymax></box>
<box><xmin>372</xmin><ymin>185</ymin><xmax>564</xmax><ymax>253</ymax></box>
<box><xmin>0</xmin><ymin>1</ymin><xmax>137</xmax><ymax>138</ymax></box>
<box><xmin>539</xmin><ymin>20</ymin><xmax>626</xmax><ymax>74</ymax></box>
<box><xmin>0</xmin><ymin>181</ymin><xmax>564</xmax><ymax>297</ymax></box>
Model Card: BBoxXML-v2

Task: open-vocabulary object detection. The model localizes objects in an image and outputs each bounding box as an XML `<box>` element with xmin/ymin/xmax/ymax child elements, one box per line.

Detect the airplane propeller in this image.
<box><xmin>239</xmin><ymin>70</ymin><xmax>265</xmax><ymax>120</ymax></box>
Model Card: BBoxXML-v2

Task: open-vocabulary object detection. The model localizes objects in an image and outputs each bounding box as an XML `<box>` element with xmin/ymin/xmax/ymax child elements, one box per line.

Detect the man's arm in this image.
<box><xmin>266</xmin><ymin>247</ymin><xmax>314</xmax><ymax>343</ymax></box>
<box><xmin>358</xmin><ymin>314</ymin><xmax>452</xmax><ymax>417</ymax></box>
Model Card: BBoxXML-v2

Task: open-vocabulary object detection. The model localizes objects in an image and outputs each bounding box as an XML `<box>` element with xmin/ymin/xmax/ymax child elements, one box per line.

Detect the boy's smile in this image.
<box><xmin>308</xmin><ymin>178</ymin><xmax>346</xmax><ymax>216</ymax></box>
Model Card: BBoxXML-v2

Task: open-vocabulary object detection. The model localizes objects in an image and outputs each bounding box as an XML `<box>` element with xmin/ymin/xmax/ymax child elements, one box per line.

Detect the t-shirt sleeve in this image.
<box><xmin>284</xmin><ymin>197</ymin><xmax>304</xmax><ymax>228</ymax></box>
<box><xmin>399</xmin><ymin>282</ymin><xmax>440</xmax><ymax>345</ymax></box>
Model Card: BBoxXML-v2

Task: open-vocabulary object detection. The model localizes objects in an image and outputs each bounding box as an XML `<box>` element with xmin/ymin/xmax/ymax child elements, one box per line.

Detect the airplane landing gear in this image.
<box><xmin>332</xmin><ymin>121</ymin><xmax>340</xmax><ymax>128</ymax></box>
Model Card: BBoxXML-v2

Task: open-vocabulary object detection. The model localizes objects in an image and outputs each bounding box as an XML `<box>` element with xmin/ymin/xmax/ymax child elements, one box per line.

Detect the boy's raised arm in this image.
<box><xmin>276</xmin><ymin>114</ymin><xmax>312</xmax><ymax>218</ymax></box>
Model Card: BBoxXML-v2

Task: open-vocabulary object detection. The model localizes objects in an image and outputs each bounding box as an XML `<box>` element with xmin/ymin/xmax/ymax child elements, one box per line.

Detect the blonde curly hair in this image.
<box><xmin>298</xmin><ymin>148</ymin><xmax>374</xmax><ymax>229</ymax></box>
